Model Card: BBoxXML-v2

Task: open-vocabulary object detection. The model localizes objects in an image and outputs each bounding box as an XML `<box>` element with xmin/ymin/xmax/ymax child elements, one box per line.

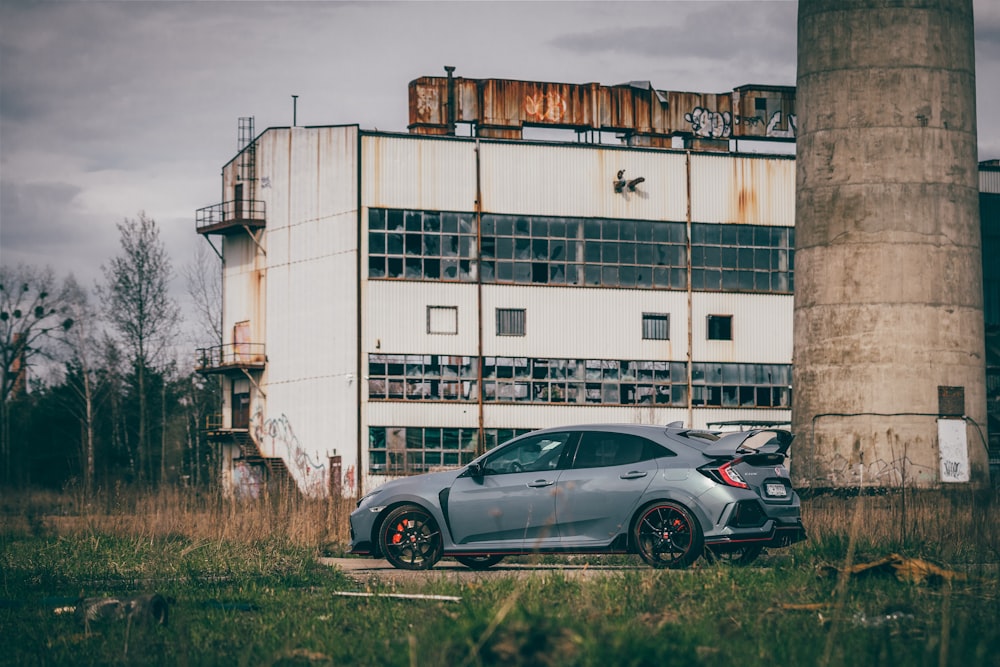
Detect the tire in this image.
<box><xmin>633</xmin><ymin>501</ymin><xmax>703</xmax><ymax>569</ymax></box>
<box><xmin>454</xmin><ymin>555</ymin><xmax>505</xmax><ymax>570</ymax></box>
<box><xmin>378</xmin><ymin>505</ymin><xmax>443</xmax><ymax>570</ymax></box>
<box><xmin>704</xmin><ymin>544</ymin><xmax>763</xmax><ymax>566</ymax></box>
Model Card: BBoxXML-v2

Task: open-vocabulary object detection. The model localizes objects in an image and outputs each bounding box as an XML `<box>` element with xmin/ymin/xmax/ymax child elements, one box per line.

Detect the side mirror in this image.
<box><xmin>467</xmin><ymin>461</ymin><xmax>484</xmax><ymax>478</ymax></box>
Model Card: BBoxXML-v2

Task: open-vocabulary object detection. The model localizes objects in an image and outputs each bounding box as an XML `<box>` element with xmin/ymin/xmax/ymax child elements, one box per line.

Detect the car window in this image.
<box><xmin>483</xmin><ymin>432</ymin><xmax>573</xmax><ymax>475</ymax></box>
<box><xmin>571</xmin><ymin>432</ymin><xmax>670</xmax><ymax>469</ymax></box>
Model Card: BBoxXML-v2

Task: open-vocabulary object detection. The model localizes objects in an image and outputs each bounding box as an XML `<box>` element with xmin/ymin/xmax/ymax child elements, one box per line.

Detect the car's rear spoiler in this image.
<box><xmin>702</xmin><ymin>429</ymin><xmax>794</xmax><ymax>458</ymax></box>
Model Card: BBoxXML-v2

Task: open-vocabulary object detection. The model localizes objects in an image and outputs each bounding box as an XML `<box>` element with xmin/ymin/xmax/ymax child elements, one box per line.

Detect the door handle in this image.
<box><xmin>620</xmin><ymin>471</ymin><xmax>648</xmax><ymax>480</ymax></box>
<box><xmin>527</xmin><ymin>479</ymin><xmax>554</xmax><ymax>487</ymax></box>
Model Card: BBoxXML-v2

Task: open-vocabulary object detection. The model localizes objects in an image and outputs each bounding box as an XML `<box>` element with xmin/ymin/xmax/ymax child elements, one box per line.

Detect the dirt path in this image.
<box><xmin>319</xmin><ymin>557</ymin><xmax>649</xmax><ymax>586</ymax></box>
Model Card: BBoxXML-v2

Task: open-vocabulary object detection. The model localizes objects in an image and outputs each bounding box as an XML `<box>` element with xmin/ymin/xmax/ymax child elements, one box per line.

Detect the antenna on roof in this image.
<box><xmin>292</xmin><ymin>95</ymin><xmax>299</xmax><ymax>127</ymax></box>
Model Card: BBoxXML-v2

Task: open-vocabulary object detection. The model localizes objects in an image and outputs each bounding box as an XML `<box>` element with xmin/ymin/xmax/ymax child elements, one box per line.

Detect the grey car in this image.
<box><xmin>349</xmin><ymin>423</ymin><xmax>806</xmax><ymax>570</ymax></box>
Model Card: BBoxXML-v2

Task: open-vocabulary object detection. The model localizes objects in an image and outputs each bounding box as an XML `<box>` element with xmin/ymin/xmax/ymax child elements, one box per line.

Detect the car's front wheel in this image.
<box><xmin>378</xmin><ymin>505</ymin><xmax>443</xmax><ymax>570</ymax></box>
<box><xmin>454</xmin><ymin>555</ymin><xmax>505</xmax><ymax>570</ymax></box>
<box><xmin>633</xmin><ymin>501</ymin><xmax>703</xmax><ymax>569</ymax></box>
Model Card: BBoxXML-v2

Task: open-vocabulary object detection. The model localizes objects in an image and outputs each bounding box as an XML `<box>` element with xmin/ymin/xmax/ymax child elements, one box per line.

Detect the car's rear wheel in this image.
<box><xmin>633</xmin><ymin>501</ymin><xmax>703</xmax><ymax>569</ymax></box>
<box><xmin>454</xmin><ymin>555</ymin><xmax>505</xmax><ymax>570</ymax></box>
<box><xmin>704</xmin><ymin>544</ymin><xmax>763</xmax><ymax>566</ymax></box>
<box><xmin>378</xmin><ymin>505</ymin><xmax>443</xmax><ymax>570</ymax></box>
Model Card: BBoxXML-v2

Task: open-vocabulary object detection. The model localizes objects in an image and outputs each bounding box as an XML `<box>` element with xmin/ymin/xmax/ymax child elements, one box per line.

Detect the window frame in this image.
<box><xmin>427</xmin><ymin>305</ymin><xmax>458</xmax><ymax>335</ymax></box>
<box><xmin>496</xmin><ymin>308</ymin><xmax>526</xmax><ymax>337</ymax></box>
<box><xmin>707</xmin><ymin>314</ymin><xmax>733</xmax><ymax>341</ymax></box>
<box><xmin>642</xmin><ymin>313</ymin><xmax>670</xmax><ymax>340</ymax></box>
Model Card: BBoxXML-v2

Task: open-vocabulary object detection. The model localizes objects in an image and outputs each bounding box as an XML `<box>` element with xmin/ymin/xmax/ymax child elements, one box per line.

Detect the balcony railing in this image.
<box><xmin>196</xmin><ymin>198</ymin><xmax>266</xmax><ymax>234</ymax></box>
<box><xmin>196</xmin><ymin>342</ymin><xmax>266</xmax><ymax>374</ymax></box>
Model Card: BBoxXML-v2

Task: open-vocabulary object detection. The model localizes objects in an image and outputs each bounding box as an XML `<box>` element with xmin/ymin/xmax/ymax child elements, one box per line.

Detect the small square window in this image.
<box><xmin>707</xmin><ymin>314</ymin><xmax>733</xmax><ymax>341</ymax></box>
<box><xmin>497</xmin><ymin>308</ymin><xmax>526</xmax><ymax>336</ymax></box>
<box><xmin>642</xmin><ymin>313</ymin><xmax>670</xmax><ymax>340</ymax></box>
<box><xmin>427</xmin><ymin>306</ymin><xmax>458</xmax><ymax>335</ymax></box>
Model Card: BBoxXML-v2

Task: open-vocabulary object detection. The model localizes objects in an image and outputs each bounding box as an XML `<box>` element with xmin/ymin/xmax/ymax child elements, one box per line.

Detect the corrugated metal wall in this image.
<box><xmin>690</xmin><ymin>152</ymin><xmax>796</xmax><ymax>225</ymax></box>
<box><xmin>358</xmin><ymin>133</ymin><xmax>793</xmax><ymax>459</ymax></box>
<box><xmin>981</xmin><ymin>166</ymin><xmax>1000</xmax><ymax>194</ymax></box>
<box><xmin>481</xmin><ymin>142</ymin><xmax>689</xmax><ymax>221</ymax></box>
<box><xmin>229</xmin><ymin>126</ymin><xmax>361</xmax><ymax>495</ymax></box>
<box><xmin>691</xmin><ymin>293</ymin><xmax>793</xmax><ymax>363</ymax></box>
<box><xmin>482</xmin><ymin>285</ymin><xmax>687</xmax><ymax>360</ymax></box>
<box><xmin>363</xmin><ymin>135</ymin><xmax>477</xmax><ymax>211</ymax></box>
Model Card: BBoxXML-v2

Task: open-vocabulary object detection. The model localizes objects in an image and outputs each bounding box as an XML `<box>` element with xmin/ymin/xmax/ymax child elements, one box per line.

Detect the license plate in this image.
<box><xmin>765</xmin><ymin>483</ymin><xmax>787</xmax><ymax>497</ymax></box>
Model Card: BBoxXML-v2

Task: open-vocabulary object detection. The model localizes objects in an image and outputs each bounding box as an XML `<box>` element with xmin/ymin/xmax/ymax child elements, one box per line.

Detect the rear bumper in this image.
<box><xmin>705</xmin><ymin>519</ymin><xmax>806</xmax><ymax>549</ymax></box>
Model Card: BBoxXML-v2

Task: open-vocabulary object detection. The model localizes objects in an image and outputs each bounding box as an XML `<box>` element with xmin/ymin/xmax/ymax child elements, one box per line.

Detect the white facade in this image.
<box><xmin>203</xmin><ymin>125</ymin><xmax>797</xmax><ymax>497</ymax></box>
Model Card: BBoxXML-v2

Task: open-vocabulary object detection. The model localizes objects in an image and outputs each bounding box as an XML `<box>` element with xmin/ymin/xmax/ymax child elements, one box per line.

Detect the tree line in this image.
<box><xmin>0</xmin><ymin>213</ymin><xmax>222</xmax><ymax>492</ymax></box>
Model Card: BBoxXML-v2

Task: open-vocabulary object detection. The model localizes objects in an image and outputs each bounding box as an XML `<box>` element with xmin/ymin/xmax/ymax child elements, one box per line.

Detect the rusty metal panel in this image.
<box><xmin>362</xmin><ymin>135</ymin><xmax>477</xmax><ymax>211</ymax></box>
<box><xmin>733</xmin><ymin>85</ymin><xmax>798</xmax><ymax>139</ymax></box>
<box><xmin>408</xmin><ymin>75</ymin><xmax>797</xmax><ymax>144</ymax></box>
<box><xmin>691</xmin><ymin>292</ymin><xmax>793</xmax><ymax>364</ymax></box>
<box><xmin>479</xmin><ymin>142</ymin><xmax>688</xmax><ymax>221</ymax></box>
<box><xmin>690</xmin><ymin>153</ymin><xmax>796</xmax><ymax>225</ymax></box>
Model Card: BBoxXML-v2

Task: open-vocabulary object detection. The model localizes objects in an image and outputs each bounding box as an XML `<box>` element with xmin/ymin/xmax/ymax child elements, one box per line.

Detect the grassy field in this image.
<box><xmin>1</xmin><ymin>486</ymin><xmax>997</xmax><ymax>666</ymax></box>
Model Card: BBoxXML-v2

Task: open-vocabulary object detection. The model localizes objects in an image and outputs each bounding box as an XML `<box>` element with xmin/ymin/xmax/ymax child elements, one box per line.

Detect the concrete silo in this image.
<box><xmin>792</xmin><ymin>0</ymin><xmax>989</xmax><ymax>488</ymax></box>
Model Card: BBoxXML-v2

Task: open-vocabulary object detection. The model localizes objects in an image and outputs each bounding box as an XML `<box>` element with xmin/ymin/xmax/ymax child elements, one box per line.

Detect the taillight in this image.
<box><xmin>718</xmin><ymin>460</ymin><xmax>749</xmax><ymax>489</ymax></box>
<box><xmin>698</xmin><ymin>458</ymin><xmax>751</xmax><ymax>489</ymax></box>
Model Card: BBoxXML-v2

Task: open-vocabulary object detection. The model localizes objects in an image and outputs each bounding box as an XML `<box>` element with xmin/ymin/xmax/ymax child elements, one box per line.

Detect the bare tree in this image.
<box><xmin>183</xmin><ymin>241</ymin><xmax>223</xmax><ymax>346</ymax></box>
<box><xmin>0</xmin><ymin>264</ymin><xmax>75</xmax><ymax>483</ymax></box>
<box><xmin>98</xmin><ymin>212</ymin><xmax>180</xmax><ymax>484</ymax></box>
<box><xmin>60</xmin><ymin>275</ymin><xmax>100</xmax><ymax>496</ymax></box>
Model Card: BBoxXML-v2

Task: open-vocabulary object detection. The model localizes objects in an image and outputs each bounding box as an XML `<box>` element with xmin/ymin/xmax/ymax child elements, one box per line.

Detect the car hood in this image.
<box><xmin>364</xmin><ymin>468</ymin><xmax>465</xmax><ymax>500</ymax></box>
<box><xmin>701</xmin><ymin>429</ymin><xmax>794</xmax><ymax>458</ymax></box>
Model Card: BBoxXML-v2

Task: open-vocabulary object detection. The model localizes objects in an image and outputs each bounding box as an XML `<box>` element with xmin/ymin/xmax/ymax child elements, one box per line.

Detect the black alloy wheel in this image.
<box><xmin>378</xmin><ymin>505</ymin><xmax>443</xmax><ymax>570</ymax></box>
<box><xmin>634</xmin><ymin>501</ymin><xmax>703</xmax><ymax>569</ymax></box>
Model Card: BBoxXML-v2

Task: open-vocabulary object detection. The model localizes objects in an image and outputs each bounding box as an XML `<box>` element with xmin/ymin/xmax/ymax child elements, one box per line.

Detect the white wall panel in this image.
<box><xmin>246</xmin><ymin>126</ymin><xmax>362</xmax><ymax>495</ymax></box>
<box><xmin>481</xmin><ymin>404</ymin><xmax>689</xmax><ymax>430</ymax></box>
<box><xmin>691</xmin><ymin>292</ymin><xmax>792</xmax><ymax>363</ymax></box>
<box><xmin>480</xmin><ymin>143</ymin><xmax>689</xmax><ymax>220</ymax></box>
<box><xmin>483</xmin><ymin>285</ymin><xmax>689</xmax><ymax>360</ymax></box>
<box><xmin>365</xmin><ymin>281</ymin><xmax>480</xmax><ymax>356</ymax></box>
<box><xmin>362</xmin><ymin>135</ymin><xmax>477</xmax><ymax>212</ymax></box>
<box><xmin>690</xmin><ymin>153</ymin><xmax>795</xmax><ymax>225</ymax></box>
<box><xmin>981</xmin><ymin>166</ymin><xmax>1000</xmax><ymax>194</ymax></box>
<box><xmin>365</xmin><ymin>402</ymin><xmax>480</xmax><ymax>429</ymax></box>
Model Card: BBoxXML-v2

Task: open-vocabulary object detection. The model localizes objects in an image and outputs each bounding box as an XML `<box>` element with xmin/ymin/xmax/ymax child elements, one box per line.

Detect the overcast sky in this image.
<box><xmin>2</xmin><ymin>0</ymin><xmax>998</xmax><ymax>344</ymax></box>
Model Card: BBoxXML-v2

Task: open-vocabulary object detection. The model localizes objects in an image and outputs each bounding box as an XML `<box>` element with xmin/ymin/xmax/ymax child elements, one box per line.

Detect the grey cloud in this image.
<box><xmin>0</xmin><ymin>180</ymin><xmax>88</xmax><ymax>248</ymax></box>
<box><xmin>549</xmin><ymin>2</ymin><xmax>796</xmax><ymax>79</ymax></box>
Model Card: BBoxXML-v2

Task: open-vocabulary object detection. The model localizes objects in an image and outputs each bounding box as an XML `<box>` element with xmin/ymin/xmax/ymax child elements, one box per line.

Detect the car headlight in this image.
<box><xmin>356</xmin><ymin>488</ymin><xmax>383</xmax><ymax>509</ymax></box>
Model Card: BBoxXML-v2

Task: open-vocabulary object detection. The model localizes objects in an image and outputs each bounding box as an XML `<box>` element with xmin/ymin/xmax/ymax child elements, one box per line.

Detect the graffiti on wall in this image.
<box><xmin>232</xmin><ymin>460</ymin><xmax>265</xmax><ymax>500</ymax></box>
<box><xmin>524</xmin><ymin>92</ymin><xmax>567</xmax><ymax>123</ymax></box>
<box><xmin>764</xmin><ymin>111</ymin><xmax>797</xmax><ymax>138</ymax></box>
<box><xmin>688</xmin><ymin>108</ymin><xmax>798</xmax><ymax>140</ymax></box>
<box><xmin>252</xmin><ymin>406</ymin><xmax>327</xmax><ymax>495</ymax></box>
<box><xmin>684</xmin><ymin>107</ymin><xmax>733</xmax><ymax>139</ymax></box>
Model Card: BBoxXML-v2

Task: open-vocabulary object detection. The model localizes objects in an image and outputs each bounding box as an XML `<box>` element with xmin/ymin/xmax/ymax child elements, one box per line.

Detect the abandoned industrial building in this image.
<box><xmin>194</xmin><ymin>72</ymin><xmax>998</xmax><ymax>497</ymax></box>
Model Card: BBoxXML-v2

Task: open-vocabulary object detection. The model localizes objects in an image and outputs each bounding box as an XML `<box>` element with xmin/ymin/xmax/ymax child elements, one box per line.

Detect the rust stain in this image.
<box><xmin>407</xmin><ymin>75</ymin><xmax>796</xmax><ymax>145</ymax></box>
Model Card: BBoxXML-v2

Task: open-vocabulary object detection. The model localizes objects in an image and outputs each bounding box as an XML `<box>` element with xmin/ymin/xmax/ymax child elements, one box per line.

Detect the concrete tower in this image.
<box><xmin>793</xmin><ymin>0</ymin><xmax>989</xmax><ymax>488</ymax></box>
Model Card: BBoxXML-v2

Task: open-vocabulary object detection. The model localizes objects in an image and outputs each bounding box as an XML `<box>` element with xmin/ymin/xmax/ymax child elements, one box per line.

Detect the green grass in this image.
<box><xmin>1</xmin><ymin>487</ymin><xmax>998</xmax><ymax>666</ymax></box>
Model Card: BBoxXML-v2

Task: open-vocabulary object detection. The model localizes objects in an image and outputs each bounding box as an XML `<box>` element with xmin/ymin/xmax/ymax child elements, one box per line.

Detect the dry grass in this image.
<box><xmin>0</xmin><ymin>485</ymin><xmax>356</xmax><ymax>551</ymax></box>
<box><xmin>1</xmin><ymin>484</ymin><xmax>997</xmax><ymax>565</ymax></box>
